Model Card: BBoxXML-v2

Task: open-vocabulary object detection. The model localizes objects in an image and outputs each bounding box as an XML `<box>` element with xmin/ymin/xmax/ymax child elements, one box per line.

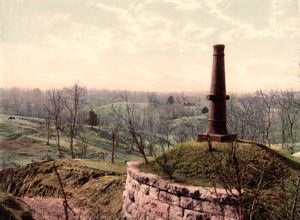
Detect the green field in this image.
<box><xmin>0</xmin><ymin>114</ymin><xmax>139</xmax><ymax>168</ymax></box>
<box><xmin>0</xmin><ymin>111</ymin><xmax>299</xmax><ymax>169</ymax></box>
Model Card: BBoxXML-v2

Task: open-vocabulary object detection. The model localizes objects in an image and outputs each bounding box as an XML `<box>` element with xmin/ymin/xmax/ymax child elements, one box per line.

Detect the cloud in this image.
<box><xmin>92</xmin><ymin>1</ymin><xmax>126</xmax><ymax>14</ymax></box>
<box><xmin>159</xmin><ymin>0</ymin><xmax>205</xmax><ymax>11</ymax></box>
<box><xmin>227</xmin><ymin>58</ymin><xmax>300</xmax><ymax>92</ymax></box>
<box><xmin>1</xmin><ymin>0</ymin><xmax>299</xmax><ymax>92</ymax></box>
<box><xmin>200</xmin><ymin>0</ymin><xmax>300</xmax><ymax>41</ymax></box>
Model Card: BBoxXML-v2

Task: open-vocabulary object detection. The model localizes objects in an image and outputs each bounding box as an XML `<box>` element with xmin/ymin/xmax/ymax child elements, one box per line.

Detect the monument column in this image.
<box><xmin>198</xmin><ymin>44</ymin><xmax>236</xmax><ymax>142</ymax></box>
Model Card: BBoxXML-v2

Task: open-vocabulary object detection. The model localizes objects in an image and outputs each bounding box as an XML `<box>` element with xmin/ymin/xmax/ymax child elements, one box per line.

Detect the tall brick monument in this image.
<box><xmin>198</xmin><ymin>44</ymin><xmax>236</xmax><ymax>142</ymax></box>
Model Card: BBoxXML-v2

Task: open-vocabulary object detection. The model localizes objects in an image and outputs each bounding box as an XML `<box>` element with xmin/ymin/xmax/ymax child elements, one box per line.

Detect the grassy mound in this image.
<box><xmin>141</xmin><ymin>141</ymin><xmax>299</xmax><ymax>186</ymax></box>
<box><xmin>0</xmin><ymin>192</ymin><xmax>33</xmax><ymax>220</ymax></box>
<box><xmin>0</xmin><ymin>159</ymin><xmax>126</xmax><ymax>219</ymax></box>
<box><xmin>141</xmin><ymin>141</ymin><xmax>300</xmax><ymax>220</ymax></box>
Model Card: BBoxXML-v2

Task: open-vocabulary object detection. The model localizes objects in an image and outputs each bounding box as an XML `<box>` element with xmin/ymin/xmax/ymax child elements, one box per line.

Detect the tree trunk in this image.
<box><xmin>142</xmin><ymin>152</ymin><xmax>148</xmax><ymax>164</ymax></box>
<box><xmin>70</xmin><ymin>135</ymin><xmax>74</xmax><ymax>158</ymax></box>
<box><xmin>56</xmin><ymin>127</ymin><xmax>62</xmax><ymax>157</ymax></box>
<box><xmin>47</xmin><ymin>118</ymin><xmax>50</xmax><ymax>145</ymax></box>
<box><xmin>112</xmin><ymin>131</ymin><xmax>115</xmax><ymax>164</ymax></box>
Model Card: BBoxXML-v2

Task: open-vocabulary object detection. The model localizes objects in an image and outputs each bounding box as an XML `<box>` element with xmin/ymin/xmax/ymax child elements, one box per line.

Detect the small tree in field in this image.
<box><xmin>88</xmin><ymin>110</ymin><xmax>99</xmax><ymax>128</ymax></box>
<box><xmin>166</xmin><ymin>95</ymin><xmax>175</xmax><ymax>105</ymax></box>
<box><xmin>45</xmin><ymin>89</ymin><xmax>64</xmax><ymax>157</ymax></box>
<box><xmin>201</xmin><ymin>106</ymin><xmax>209</xmax><ymax>114</ymax></box>
<box><xmin>63</xmin><ymin>82</ymin><xmax>87</xmax><ymax>158</ymax></box>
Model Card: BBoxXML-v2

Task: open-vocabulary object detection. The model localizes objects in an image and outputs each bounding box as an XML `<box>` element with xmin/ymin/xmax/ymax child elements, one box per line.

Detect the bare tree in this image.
<box><xmin>156</xmin><ymin>106</ymin><xmax>173</xmax><ymax>149</ymax></box>
<box><xmin>111</xmin><ymin>130</ymin><xmax>116</xmax><ymax>164</ymax></box>
<box><xmin>10</xmin><ymin>87</ymin><xmax>22</xmax><ymax>115</ymax></box>
<box><xmin>256</xmin><ymin>91</ymin><xmax>276</xmax><ymax>146</ymax></box>
<box><xmin>107</xmin><ymin>102</ymin><xmax>125</xmax><ymax>163</ymax></box>
<box><xmin>77</xmin><ymin>111</ymin><xmax>89</xmax><ymax>159</ymax></box>
<box><xmin>276</xmin><ymin>90</ymin><xmax>299</xmax><ymax>153</ymax></box>
<box><xmin>64</xmin><ymin>82</ymin><xmax>87</xmax><ymax>158</ymax></box>
<box><xmin>45</xmin><ymin>89</ymin><xmax>64</xmax><ymax>157</ymax></box>
<box><xmin>118</xmin><ymin>91</ymin><xmax>149</xmax><ymax>164</ymax></box>
<box><xmin>46</xmin><ymin>116</ymin><xmax>50</xmax><ymax>145</ymax></box>
<box><xmin>147</xmin><ymin>92</ymin><xmax>160</xmax><ymax>107</ymax></box>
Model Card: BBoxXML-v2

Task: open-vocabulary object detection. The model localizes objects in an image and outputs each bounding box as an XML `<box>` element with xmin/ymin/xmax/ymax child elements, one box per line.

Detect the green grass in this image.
<box><xmin>0</xmin><ymin>114</ymin><xmax>139</xmax><ymax>168</ymax></box>
<box><xmin>141</xmin><ymin>141</ymin><xmax>300</xmax><ymax>187</ymax></box>
<box><xmin>72</xmin><ymin>159</ymin><xmax>126</xmax><ymax>174</ymax></box>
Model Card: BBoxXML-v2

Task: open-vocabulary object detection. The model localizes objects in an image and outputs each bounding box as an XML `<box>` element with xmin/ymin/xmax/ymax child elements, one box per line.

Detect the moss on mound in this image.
<box><xmin>141</xmin><ymin>141</ymin><xmax>300</xmax><ymax>220</ymax></box>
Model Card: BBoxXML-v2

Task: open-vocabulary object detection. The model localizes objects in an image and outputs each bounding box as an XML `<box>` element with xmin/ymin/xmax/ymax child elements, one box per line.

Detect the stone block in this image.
<box><xmin>150</xmin><ymin>199</ymin><xmax>170</xmax><ymax>219</ymax></box>
<box><xmin>167</xmin><ymin>183</ymin><xmax>190</xmax><ymax>197</ymax></box>
<box><xmin>192</xmin><ymin>199</ymin><xmax>203</xmax><ymax>212</ymax></box>
<box><xmin>137</xmin><ymin>208</ymin><xmax>147</xmax><ymax>220</ymax></box>
<box><xmin>128</xmin><ymin>189</ymin><xmax>135</xmax><ymax>202</ymax></box>
<box><xmin>140</xmin><ymin>194</ymin><xmax>152</xmax><ymax>211</ymax></box>
<box><xmin>136</xmin><ymin>184</ymin><xmax>150</xmax><ymax>205</ymax></box>
<box><xmin>169</xmin><ymin>205</ymin><xmax>183</xmax><ymax>219</ymax></box>
<box><xmin>202</xmin><ymin>201</ymin><xmax>222</xmax><ymax>215</ymax></box>
<box><xmin>146</xmin><ymin>213</ymin><xmax>165</xmax><ymax>220</ymax></box>
<box><xmin>125</xmin><ymin>174</ymin><xmax>132</xmax><ymax>185</ymax></box>
<box><xmin>121</xmin><ymin>210</ymin><xmax>132</xmax><ymax>220</ymax></box>
<box><xmin>140</xmin><ymin>184</ymin><xmax>150</xmax><ymax>195</ymax></box>
<box><xmin>210</xmin><ymin>216</ymin><xmax>224</xmax><ymax>220</ymax></box>
<box><xmin>125</xmin><ymin>202</ymin><xmax>137</xmax><ymax>217</ymax></box>
<box><xmin>183</xmin><ymin>209</ymin><xmax>210</xmax><ymax>220</ymax></box>
<box><xmin>149</xmin><ymin>177</ymin><xmax>168</xmax><ymax>190</ymax></box>
<box><xmin>122</xmin><ymin>190</ymin><xmax>127</xmax><ymax>200</ymax></box>
<box><xmin>149</xmin><ymin>186</ymin><xmax>159</xmax><ymax>200</ymax></box>
<box><xmin>223</xmin><ymin>205</ymin><xmax>238</xmax><ymax>218</ymax></box>
<box><xmin>131</xmin><ymin>179</ymin><xmax>140</xmax><ymax>190</ymax></box>
<box><xmin>180</xmin><ymin>196</ymin><xmax>194</xmax><ymax>209</ymax></box>
<box><xmin>159</xmin><ymin>190</ymin><xmax>180</xmax><ymax>206</ymax></box>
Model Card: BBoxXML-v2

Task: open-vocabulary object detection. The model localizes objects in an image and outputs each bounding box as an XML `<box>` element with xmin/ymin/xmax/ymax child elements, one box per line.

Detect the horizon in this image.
<box><xmin>1</xmin><ymin>0</ymin><xmax>300</xmax><ymax>93</ymax></box>
<box><xmin>1</xmin><ymin>85</ymin><xmax>300</xmax><ymax>95</ymax></box>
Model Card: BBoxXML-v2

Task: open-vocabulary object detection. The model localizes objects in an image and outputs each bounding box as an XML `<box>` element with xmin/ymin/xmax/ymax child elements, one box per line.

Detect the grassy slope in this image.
<box><xmin>0</xmin><ymin>159</ymin><xmax>126</xmax><ymax>219</ymax></box>
<box><xmin>0</xmin><ymin>112</ymin><xmax>129</xmax><ymax>218</ymax></box>
<box><xmin>0</xmin><ymin>114</ymin><xmax>139</xmax><ymax>168</ymax></box>
<box><xmin>141</xmin><ymin>141</ymin><xmax>300</xmax><ymax>187</ymax></box>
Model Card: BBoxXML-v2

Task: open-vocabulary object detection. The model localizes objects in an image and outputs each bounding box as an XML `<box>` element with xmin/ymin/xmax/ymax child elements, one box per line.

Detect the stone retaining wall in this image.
<box><xmin>121</xmin><ymin>161</ymin><xmax>239</xmax><ymax>220</ymax></box>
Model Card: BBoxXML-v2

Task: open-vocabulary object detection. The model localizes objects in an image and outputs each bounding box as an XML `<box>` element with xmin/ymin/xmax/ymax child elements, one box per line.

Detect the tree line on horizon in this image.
<box><xmin>0</xmin><ymin>85</ymin><xmax>299</xmax><ymax>159</ymax></box>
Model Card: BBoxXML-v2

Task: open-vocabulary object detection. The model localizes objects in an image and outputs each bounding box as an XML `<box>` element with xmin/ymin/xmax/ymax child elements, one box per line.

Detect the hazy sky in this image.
<box><xmin>0</xmin><ymin>0</ymin><xmax>299</xmax><ymax>93</ymax></box>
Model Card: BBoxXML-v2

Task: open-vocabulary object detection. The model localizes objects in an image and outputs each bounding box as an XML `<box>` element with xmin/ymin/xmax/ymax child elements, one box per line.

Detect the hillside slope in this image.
<box><xmin>0</xmin><ymin>159</ymin><xmax>126</xmax><ymax>219</ymax></box>
<box><xmin>0</xmin><ymin>114</ymin><xmax>138</xmax><ymax>169</ymax></box>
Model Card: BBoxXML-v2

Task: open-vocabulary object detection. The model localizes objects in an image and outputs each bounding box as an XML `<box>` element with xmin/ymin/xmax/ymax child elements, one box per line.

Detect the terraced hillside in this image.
<box><xmin>0</xmin><ymin>114</ymin><xmax>139</xmax><ymax>168</ymax></box>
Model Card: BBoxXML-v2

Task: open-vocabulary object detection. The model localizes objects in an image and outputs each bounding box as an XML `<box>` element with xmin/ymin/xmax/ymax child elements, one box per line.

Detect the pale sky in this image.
<box><xmin>0</xmin><ymin>0</ymin><xmax>299</xmax><ymax>93</ymax></box>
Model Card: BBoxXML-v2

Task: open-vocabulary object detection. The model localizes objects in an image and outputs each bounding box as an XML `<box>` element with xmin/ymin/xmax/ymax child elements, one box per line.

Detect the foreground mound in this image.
<box><xmin>141</xmin><ymin>141</ymin><xmax>300</xmax><ymax>220</ymax></box>
<box><xmin>0</xmin><ymin>159</ymin><xmax>126</xmax><ymax>219</ymax></box>
<box><xmin>0</xmin><ymin>192</ymin><xmax>33</xmax><ymax>220</ymax></box>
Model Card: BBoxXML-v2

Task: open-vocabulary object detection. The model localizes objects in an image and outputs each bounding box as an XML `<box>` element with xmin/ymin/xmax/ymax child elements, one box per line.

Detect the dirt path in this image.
<box><xmin>23</xmin><ymin>197</ymin><xmax>91</xmax><ymax>220</ymax></box>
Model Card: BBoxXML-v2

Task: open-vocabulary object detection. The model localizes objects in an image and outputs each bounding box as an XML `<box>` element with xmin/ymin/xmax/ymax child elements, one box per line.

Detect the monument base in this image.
<box><xmin>198</xmin><ymin>133</ymin><xmax>237</xmax><ymax>142</ymax></box>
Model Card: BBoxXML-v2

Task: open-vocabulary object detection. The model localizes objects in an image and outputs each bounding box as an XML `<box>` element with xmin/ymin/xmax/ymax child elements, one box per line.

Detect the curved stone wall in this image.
<box><xmin>122</xmin><ymin>161</ymin><xmax>238</xmax><ymax>220</ymax></box>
